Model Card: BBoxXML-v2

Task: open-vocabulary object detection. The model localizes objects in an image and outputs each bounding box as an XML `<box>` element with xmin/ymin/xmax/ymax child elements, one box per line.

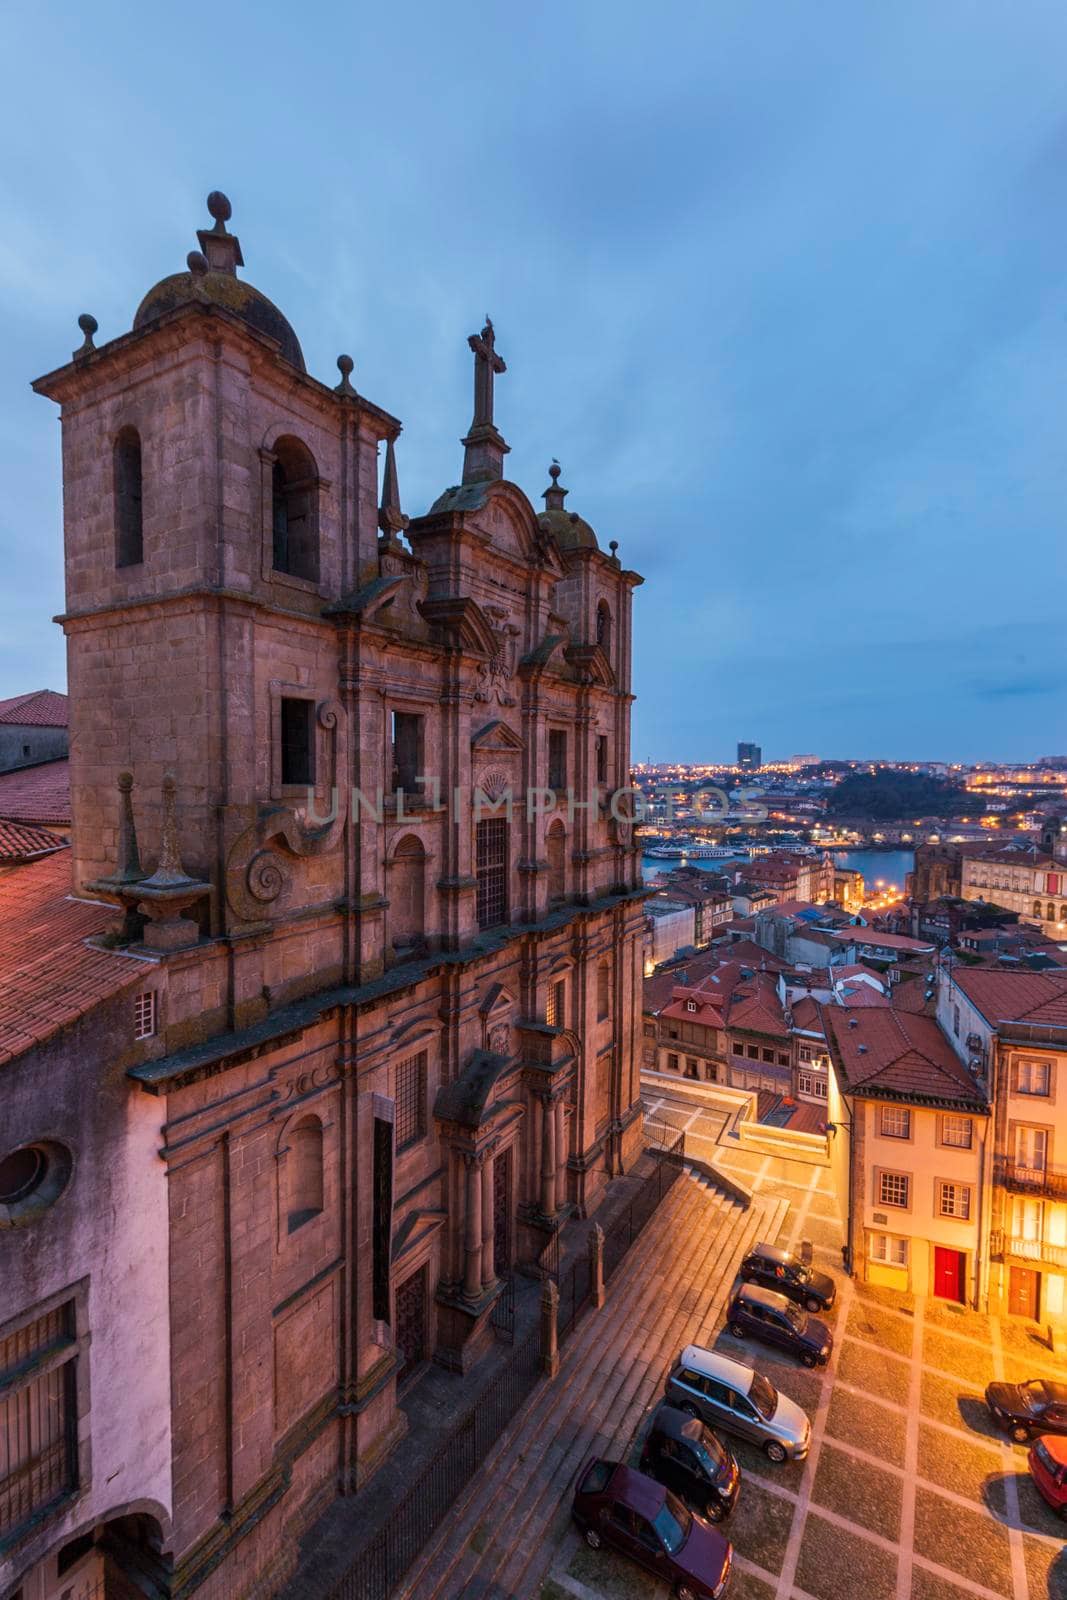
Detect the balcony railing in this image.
<box><xmin>994</xmin><ymin>1155</ymin><xmax>1067</xmax><ymax>1201</ymax></box>
<box><xmin>990</xmin><ymin>1229</ymin><xmax>1067</xmax><ymax>1271</ymax></box>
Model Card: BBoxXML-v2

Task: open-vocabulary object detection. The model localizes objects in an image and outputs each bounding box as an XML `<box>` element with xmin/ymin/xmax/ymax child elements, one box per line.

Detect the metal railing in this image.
<box><xmin>325</xmin><ymin>1127</ymin><xmax>685</xmax><ymax>1600</ymax></box>
<box><xmin>994</xmin><ymin>1155</ymin><xmax>1067</xmax><ymax>1201</ymax></box>
<box><xmin>990</xmin><ymin>1229</ymin><xmax>1067</xmax><ymax>1270</ymax></box>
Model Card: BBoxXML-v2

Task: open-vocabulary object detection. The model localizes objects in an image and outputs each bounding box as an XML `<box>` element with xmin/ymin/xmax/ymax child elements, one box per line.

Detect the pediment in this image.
<box><xmin>418</xmin><ymin>595</ymin><xmax>499</xmax><ymax>655</ymax></box>
<box><xmin>471</xmin><ymin>719</ymin><xmax>525</xmax><ymax>753</ymax></box>
<box><xmin>518</xmin><ymin>634</ymin><xmax>569</xmax><ymax>679</ymax></box>
<box><xmin>564</xmin><ymin>642</ymin><xmax>615</xmax><ymax>688</ymax></box>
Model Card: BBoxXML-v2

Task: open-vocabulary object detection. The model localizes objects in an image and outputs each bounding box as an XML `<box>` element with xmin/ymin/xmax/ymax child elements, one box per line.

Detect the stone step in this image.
<box><xmin>396</xmin><ymin>1178</ymin><xmax>733</xmax><ymax>1599</ymax></box>
<box><xmin>487</xmin><ymin>1196</ymin><xmax>776</xmax><ymax>1600</ymax></box>
<box><xmin>407</xmin><ymin>1180</ymin><xmax>770</xmax><ymax>1599</ymax></box>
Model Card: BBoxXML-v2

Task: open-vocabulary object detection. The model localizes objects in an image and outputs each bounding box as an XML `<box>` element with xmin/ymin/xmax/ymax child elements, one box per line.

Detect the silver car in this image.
<box><xmin>664</xmin><ymin>1343</ymin><xmax>812</xmax><ymax>1464</ymax></box>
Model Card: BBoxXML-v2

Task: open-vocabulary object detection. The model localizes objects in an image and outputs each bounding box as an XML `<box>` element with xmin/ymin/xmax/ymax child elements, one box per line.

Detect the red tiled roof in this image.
<box><xmin>0</xmin><ymin>689</ymin><xmax>68</xmax><ymax>728</ymax></box>
<box><xmin>950</xmin><ymin>967</ymin><xmax>1067</xmax><ymax>1030</ymax></box>
<box><xmin>0</xmin><ymin>851</ymin><xmax>144</xmax><ymax>1069</ymax></box>
<box><xmin>830</xmin><ymin>928</ymin><xmax>935</xmax><ymax>954</ymax></box>
<box><xmin>823</xmin><ymin>1005</ymin><xmax>986</xmax><ymax>1108</ymax></box>
<box><xmin>712</xmin><ymin>938</ymin><xmax>789</xmax><ymax>972</ymax></box>
<box><xmin>0</xmin><ymin>820</ymin><xmax>67</xmax><ymax>863</ymax></box>
<box><xmin>0</xmin><ymin>759</ymin><xmax>70</xmax><ymax>825</ymax></box>
<box><xmin>790</xmin><ymin>996</ymin><xmax>824</xmax><ymax>1031</ymax></box>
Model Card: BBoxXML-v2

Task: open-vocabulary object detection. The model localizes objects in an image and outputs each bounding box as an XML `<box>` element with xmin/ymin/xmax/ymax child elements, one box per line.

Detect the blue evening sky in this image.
<box><xmin>2</xmin><ymin>0</ymin><xmax>1065</xmax><ymax>763</ymax></box>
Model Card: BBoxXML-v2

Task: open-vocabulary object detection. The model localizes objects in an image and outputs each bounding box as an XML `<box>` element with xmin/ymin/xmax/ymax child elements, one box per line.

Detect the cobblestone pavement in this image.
<box><xmin>542</xmin><ymin>1088</ymin><xmax>1067</xmax><ymax>1600</ymax></box>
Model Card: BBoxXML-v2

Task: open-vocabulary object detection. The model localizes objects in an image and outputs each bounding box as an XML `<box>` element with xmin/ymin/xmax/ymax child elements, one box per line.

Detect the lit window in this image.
<box><xmin>938</xmin><ymin>1181</ymin><xmax>971</xmax><ymax>1220</ymax></box>
<box><xmin>395</xmin><ymin>1053</ymin><xmax>427</xmax><ymax>1150</ymax></box>
<box><xmin>878</xmin><ymin>1171</ymin><xmax>910</xmax><ymax>1209</ymax></box>
<box><xmin>879</xmin><ymin>1106</ymin><xmax>911</xmax><ymax>1140</ymax></box>
<box><xmin>134</xmin><ymin>991</ymin><xmax>157</xmax><ymax>1040</ymax></box>
<box><xmin>1017</xmin><ymin>1060</ymin><xmax>1051</xmax><ymax>1097</ymax></box>
<box><xmin>869</xmin><ymin>1233</ymin><xmax>908</xmax><ymax>1266</ymax></box>
<box><xmin>939</xmin><ymin>1114</ymin><xmax>972</xmax><ymax>1149</ymax></box>
<box><xmin>546</xmin><ymin>978</ymin><xmax>566</xmax><ymax>1029</ymax></box>
<box><xmin>686</xmin><ymin>1000</ymin><xmax>697</xmax><ymax>1014</ymax></box>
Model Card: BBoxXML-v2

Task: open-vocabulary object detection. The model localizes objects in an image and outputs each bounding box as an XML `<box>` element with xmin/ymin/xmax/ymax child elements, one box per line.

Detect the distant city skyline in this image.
<box><xmin>2</xmin><ymin>1</ymin><xmax>1065</xmax><ymax>765</ymax></box>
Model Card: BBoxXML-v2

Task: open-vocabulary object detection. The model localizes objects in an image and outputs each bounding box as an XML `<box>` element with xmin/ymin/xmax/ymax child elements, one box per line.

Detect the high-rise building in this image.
<box><xmin>737</xmin><ymin>741</ymin><xmax>762</xmax><ymax>770</ymax></box>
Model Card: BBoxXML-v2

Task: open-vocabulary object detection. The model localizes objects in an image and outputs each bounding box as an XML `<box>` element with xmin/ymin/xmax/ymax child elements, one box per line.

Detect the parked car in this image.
<box><xmin>572</xmin><ymin>1456</ymin><xmax>732</xmax><ymax>1599</ymax></box>
<box><xmin>726</xmin><ymin>1283</ymin><xmax>833</xmax><ymax>1368</ymax></box>
<box><xmin>739</xmin><ymin>1242</ymin><xmax>836</xmax><ymax>1312</ymax></box>
<box><xmin>664</xmin><ymin>1344</ymin><xmax>811</xmax><ymax>1463</ymax></box>
<box><xmin>986</xmin><ymin>1378</ymin><xmax>1067</xmax><ymax>1444</ymax></box>
<box><xmin>1028</xmin><ymin>1434</ymin><xmax>1067</xmax><ymax>1517</ymax></box>
<box><xmin>639</xmin><ymin>1402</ymin><xmax>740</xmax><ymax>1522</ymax></box>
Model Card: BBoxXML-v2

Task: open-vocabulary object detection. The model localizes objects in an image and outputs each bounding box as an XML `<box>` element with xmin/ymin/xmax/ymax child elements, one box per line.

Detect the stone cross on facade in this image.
<box><xmin>468</xmin><ymin>317</ymin><xmax>506</xmax><ymax>430</ymax></box>
<box><xmin>461</xmin><ymin>317</ymin><xmax>511</xmax><ymax>485</ymax></box>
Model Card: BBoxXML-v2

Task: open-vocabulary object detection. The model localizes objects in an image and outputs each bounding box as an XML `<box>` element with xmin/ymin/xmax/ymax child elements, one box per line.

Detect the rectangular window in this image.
<box><xmin>799</xmin><ymin>1044</ymin><xmax>813</xmax><ymax>1063</ymax></box>
<box><xmin>1017</xmin><ymin>1060</ymin><xmax>1052</xmax><ymax>1097</ymax></box>
<box><xmin>938</xmin><ymin>1181</ymin><xmax>971</xmax><ymax>1220</ymax></box>
<box><xmin>475</xmin><ymin>817</ymin><xmax>508</xmax><ymax>930</ymax></box>
<box><xmin>939</xmin><ymin>1114</ymin><xmax>973</xmax><ymax>1149</ymax></box>
<box><xmin>777</xmin><ymin>1053</ymin><xmax>790</xmax><ymax>1067</ymax></box>
<box><xmin>280</xmin><ymin>697</ymin><xmax>315</xmax><ymax>786</ymax></box>
<box><xmin>548</xmin><ymin>729</ymin><xmax>567</xmax><ymax>793</ymax></box>
<box><xmin>953</xmin><ymin>1004</ymin><xmax>960</xmax><ymax>1038</ymax></box>
<box><xmin>597</xmin><ymin>963</ymin><xmax>610</xmax><ymax>1021</ymax></box>
<box><xmin>869</xmin><ymin>1233</ymin><xmax>908</xmax><ymax>1266</ymax></box>
<box><xmin>391</xmin><ymin>711</ymin><xmax>423</xmax><ymax>796</ymax></box>
<box><xmin>798</xmin><ymin>1071</ymin><xmax>827</xmax><ymax>1099</ymax></box>
<box><xmin>747</xmin><ymin>1045</ymin><xmax>759</xmax><ymax>1060</ymax></box>
<box><xmin>879</xmin><ymin>1106</ymin><xmax>911</xmax><ymax>1140</ymax></box>
<box><xmin>667</xmin><ymin>1052</ymin><xmax>680</xmax><ymax>1073</ymax></box>
<box><xmin>761</xmin><ymin>1048</ymin><xmax>774</xmax><ymax>1064</ymax></box>
<box><xmin>878</xmin><ymin>1170</ymin><xmax>910</xmax><ymax>1209</ymax></box>
<box><xmin>134</xmin><ymin>990</ymin><xmax>157</xmax><ymax>1040</ymax></box>
<box><xmin>596</xmin><ymin>735</ymin><xmax>608</xmax><ymax>785</ymax></box>
<box><xmin>0</xmin><ymin>1301</ymin><xmax>79</xmax><ymax>1540</ymax></box>
<box><xmin>1015</xmin><ymin>1125</ymin><xmax>1049</xmax><ymax>1174</ymax></box>
<box><xmin>546</xmin><ymin>978</ymin><xmax>566</xmax><ymax>1029</ymax></box>
<box><xmin>731</xmin><ymin>1041</ymin><xmax>745</xmax><ymax>1057</ymax></box>
<box><xmin>372</xmin><ymin>1117</ymin><xmax>393</xmax><ymax>1323</ymax></box>
<box><xmin>395</xmin><ymin>1052</ymin><xmax>427</xmax><ymax>1150</ymax></box>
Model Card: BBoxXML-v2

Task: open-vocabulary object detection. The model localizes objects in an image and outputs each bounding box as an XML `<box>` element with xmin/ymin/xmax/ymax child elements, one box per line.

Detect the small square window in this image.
<box><xmin>134</xmin><ymin>991</ymin><xmax>157</xmax><ymax>1040</ymax></box>
<box><xmin>940</xmin><ymin>1114</ymin><xmax>973</xmax><ymax>1149</ymax></box>
<box><xmin>878</xmin><ymin>1171</ymin><xmax>909</xmax><ymax>1209</ymax></box>
<box><xmin>938</xmin><ymin>1181</ymin><xmax>971</xmax><ymax>1220</ymax></box>
<box><xmin>879</xmin><ymin>1106</ymin><xmax>911</xmax><ymax>1140</ymax></box>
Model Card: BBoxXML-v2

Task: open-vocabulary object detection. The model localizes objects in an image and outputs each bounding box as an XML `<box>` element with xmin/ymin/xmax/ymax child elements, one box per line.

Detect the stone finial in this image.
<box><xmin>609</xmin><ymin>539</ymin><xmax>620</xmax><ymax>562</ymax></box>
<box><xmin>187</xmin><ymin>250</ymin><xmax>208</xmax><ymax>278</ymax></box>
<box><xmin>543</xmin><ymin>459</ymin><xmax>568</xmax><ymax>513</ymax></box>
<box><xmin>142</xmin><ymin>773</ymin><xmax>188</xmax><ymax>887</ymax></box>
<box><xmin>135</xmin><ymin>774</ymin><xmax>211</xmax><ymax>952</ymax></box>
<box><xmin>335</xmin><ymin>353</ymin><xmax>356</xmax><ymax>396</ymax></box>
<box><xmin>197</xmin><ymin>190</ymin><xmax>244</xmax><ymax>275</ymax></box>
<box><xmin>378</xmin><ymin>437</ymin><xmax>409</xmax><ymax>542</ymax></box>
<box><xmin>461</xmin><ymin>316</ymin><xmax>510</xmax><ymax>486</ymax></box>
<box><xmin>73</xmin><ymin>313</ymin><xmax>98</xmax><ymax>361</ymax></box>
<box><xmin>113</xmin><ymin>771</ymin><xmax>144</xmax><ymax>885</ymax></box>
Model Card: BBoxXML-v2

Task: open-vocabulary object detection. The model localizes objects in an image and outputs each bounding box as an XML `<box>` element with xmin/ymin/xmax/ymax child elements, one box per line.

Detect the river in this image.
<box><xmin>640</xmin><ymin>846</ymin><xmax>915</xmax><ymax>896</ymax></box>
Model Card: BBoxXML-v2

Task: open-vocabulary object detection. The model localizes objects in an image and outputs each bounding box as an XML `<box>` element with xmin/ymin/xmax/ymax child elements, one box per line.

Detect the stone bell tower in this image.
<box><xmin>33</xmin><ymin>193</ymin><xmax>398</xmax><ymax>968</ymax></box>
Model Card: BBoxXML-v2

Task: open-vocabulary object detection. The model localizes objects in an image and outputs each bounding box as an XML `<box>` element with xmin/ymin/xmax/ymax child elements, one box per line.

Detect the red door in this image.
<box><xmin>933</xmin><ymin>1247</ymin><xmax>966</xmax><ymax>1303</ymax></box>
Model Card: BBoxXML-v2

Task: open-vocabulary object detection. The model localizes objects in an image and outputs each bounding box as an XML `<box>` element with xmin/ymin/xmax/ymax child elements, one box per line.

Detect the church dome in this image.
<box><xmin>132</xmin><ymin>192</ymin><xmax>306</xmax><ymax>374</ymax></box>
<box><xmin>537</xmin><ymin>462</ymin><xmax>599</xmax><ymax>551</ymax></box>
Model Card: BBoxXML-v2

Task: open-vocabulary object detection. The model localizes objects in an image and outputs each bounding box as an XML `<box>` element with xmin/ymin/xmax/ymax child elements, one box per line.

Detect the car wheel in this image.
<box><xmin>1011</xmin><ymin>1425</ymin><xmax>1031</xmax><ymax>1445</ymax></box>
<box><xmin>676</xmin><ymin>1585</ymin><xmax>697</xmax><ymax>1600</ymax></box>
<box><xmin>764</xmin><ymin>1439</ymin><xmax>787</xmax><ymax>1463</ymax></box>
<box><xmin>584</xmin><ymin>1527</ymin><xmax>602</xmax><ymax>1550</ymax></box>
<box><xmin>805</xmin><ymin>1297</ymin><xmax>822</xmax><ymax>1312</ymax></box>
<box><xmin>704</xmin><ymin>1499</ymin><xmax>726</xmax><ymax>1522</ymax></box>
<box><xmin>801</xmin><ymin>1351</ymin><xmax>817</xmax><ymax>1368</ymax></box>
<box><xmin>729</xmin><ymin>1322</ymin><xmax>746</xmax><ymax>1339</ymax></box>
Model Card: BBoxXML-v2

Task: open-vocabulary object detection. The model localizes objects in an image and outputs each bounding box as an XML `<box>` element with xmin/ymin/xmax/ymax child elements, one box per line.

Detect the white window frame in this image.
<box><xmin>879</xmin><ymin>1106</ymin><xmax>911</xmax><ymax>1141</ymax></box>
<box><xmin>938</xmin><ymin>1181</ymin><xmax>972</xmax><ymax>1221</ymax></box>
<box><xmin>869</xmin><ymin>1232</ymin><xmax>908</xmax><ymax>1266</ymax></box>
<box><xmin>134</xmin><ymin>990</ymin><xmax>157</xmax><ymax>1041</ymax></box>
<box><xmin>878</xmin><ymin>1170</ymin><xmax>910</xmax><ymax>1209</ymax></box>
<box><xmin>939</xmin><ymin>1114</ymin><xmax>973</xmax><ymax>1150</ymax></box>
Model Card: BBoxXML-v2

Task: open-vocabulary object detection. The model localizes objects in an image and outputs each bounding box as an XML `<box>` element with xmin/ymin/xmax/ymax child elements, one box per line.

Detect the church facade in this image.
<box><xmin>1</xmin><ymin>194</ymin><xmax>647</xmax><ymax>1599</ymax></box>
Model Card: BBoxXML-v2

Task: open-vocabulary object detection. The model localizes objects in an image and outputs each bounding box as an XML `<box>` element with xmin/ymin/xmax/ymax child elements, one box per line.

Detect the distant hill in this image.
<box><xmin>826</xmin><ymin>768</ymin><xmax>976</xmax><ymax>820</ymax></box>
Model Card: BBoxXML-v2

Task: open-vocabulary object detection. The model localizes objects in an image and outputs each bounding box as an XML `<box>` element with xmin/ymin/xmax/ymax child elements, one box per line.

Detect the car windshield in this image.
<box><xmin>748</xmin><ymin>1372</ymin><xmax>777</xmax><ymax>1419</ymax></box>
<box><xmin>784</xmin><ymin>1303</ymin><xmax>806</xmax><ymax>1330</ymax></box>
<box><xmin>1024</xmin><ymin>1380</ymin><xmax>1051</xmax><ymax>1409</ymax></box>
<box><xmin>697</xmin><ymin>1429</ymin><xmax>729</xmax><ymax>1471</ymax></box>
<box><xmin>1035</xmin><ymin>1439</ymin><xmax>1059</xmax><ymax>1477</ymax></box>
<box><xmin>654</xmin><ymin>1495</ymin><xmax>692</xmax><ymax>1555</ymax></box>
<box><xmin>784</xmin><ymin>1261</ymin><xmax>808</xmax><ymax>1282</ymax></box>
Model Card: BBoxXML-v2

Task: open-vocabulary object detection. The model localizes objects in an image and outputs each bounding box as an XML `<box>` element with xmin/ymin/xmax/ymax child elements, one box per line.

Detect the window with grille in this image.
<box><xmin>281</xmin><ymin>697</ymin><xmax>315</xmax><ymax>786</ymax></box>
<box><xmin>548</xmin><ymin>730</ymin><xmax>567</xmax><ymax>793</ymax></box>
<box><xmin>395</xmin><ymin>1052</ymin><xmax>427</xmax><ymax>1150</ymax></box>
<box><xmin>475</xmin><ymin>817</ymin><xmax>508</xmax><ymax>930</ymax></box>
<box><xmin>134</xmin><ymin>990</ymin><xmax>157</xmax><ymax>1040</ymax></box>
<box><xmin>938</xmin><ymin>1181</ymin><xmax>971</xmax><ymax>1220</ymax></box>
<box><xmin>939</xmin><ymin>1114</ymin><xmax>972</xmax><ymax>1149</ymax></box>
<box><xmin>879</xmin><ymin>1106</ymin><xmax>911</xmax><ymax>1140</ymax></box>
<box><xmin>546</xmin><ymin>979</ymin><xmax>566</xmax><ymax>1029</ymax></box>
<box><xmin>878</xmin><ymin>1171</ymin><xmax>909</xmax><ymax>1209</ymax></box>
<box><xmin>0</xmin><ymin>1301</ymin><xmax>79</xmax><ymax>1540</ymax></box>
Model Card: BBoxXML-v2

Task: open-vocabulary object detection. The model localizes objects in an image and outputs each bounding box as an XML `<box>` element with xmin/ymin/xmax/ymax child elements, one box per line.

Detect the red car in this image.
<box><xmin>572</xmin><ymin>1455</ymin><xmax>732</xmax><ymax>1599</ymax></box>
<box><xmin>1028</xmin><ymin>1434</ymin><xmax>1067</xmax><ymax>1519</ymax></box>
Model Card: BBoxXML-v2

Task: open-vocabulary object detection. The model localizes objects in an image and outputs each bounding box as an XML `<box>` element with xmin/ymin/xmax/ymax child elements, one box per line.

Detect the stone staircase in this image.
<box><xmin>393</xmin><ymin>1166</ymin><xmax>790</xmax><ymax>1600</ymax></box>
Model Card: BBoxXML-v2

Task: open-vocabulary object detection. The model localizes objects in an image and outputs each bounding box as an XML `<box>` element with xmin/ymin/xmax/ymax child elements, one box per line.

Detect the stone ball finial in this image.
<box><xmin>187</xmin><ymin>250</ymin><xmax>208</xmax><ymax>277</ymax></box>
<box><xmin>118</xmin><ymin>770</ymin><xmax>134</xmax><ymax>793</ymax></box>
<box><xmin>609</xmin><ymin>539</ymin><xmax>619</xmax><ymax>556</ymax></box>
<box><xmin>78</xmin><ymin>312</ymin><xmax>98</xmax><ymax>339</ymax></box>
<box><xmin>207</xmin><ymin>190</ymin><xmax>232</xmax><ymax>226</ymax></box>
<box><xmin>549</xmin><ymin>459</ymin><xmax>561</xmax><ymax>483</ymax></box>
<box><xmin>335</xmin><ymin>353</ymin><xmax>356</xmax><ymax>396</ymax></box>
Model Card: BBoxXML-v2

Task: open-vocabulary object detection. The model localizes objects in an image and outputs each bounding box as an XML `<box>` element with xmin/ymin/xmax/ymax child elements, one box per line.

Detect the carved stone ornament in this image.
<box><xmin>474</xmin><ymin>605</ymin><xmax>520</xmax><ymax>706</ymax></box>
<box><xmin>489</xmin><ymin>1021</ymin><xmax>511</xmax><ymax>1055</ymax></box>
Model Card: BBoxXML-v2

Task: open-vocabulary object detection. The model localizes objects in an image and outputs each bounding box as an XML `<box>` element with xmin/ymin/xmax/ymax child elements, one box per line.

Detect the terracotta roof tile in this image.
<box><xmin>823</xmin><ymin>1005</ymin><xmax>986</xmax><ymax>1108</ymax></box>
<box><xmin>0</xmin><ymin>821</ymin><xmax>67</xmax><ymax>862</ymax></box>
<box><xmin>0</xmin><ymin>689</ymin><xmax>68</xmax><ymax>727</ymax></box>
<box><xmin>0</xmin><ymin>759</ymin><xmax>70</xmax><ymax>825</ymax></box>
<box><xmin>0</xmin><ymin>852</ymin><xmax>145</xmax><ymax>1069</ymax></box>
<box><xmin>950</xmin><ymin>967</ymin><xmax>1067</xmax><ymax>1030</ymax></box>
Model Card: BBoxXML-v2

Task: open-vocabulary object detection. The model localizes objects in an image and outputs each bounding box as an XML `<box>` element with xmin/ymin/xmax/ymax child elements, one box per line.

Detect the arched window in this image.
<box><xmin>1034</xmin><ymin>900</ymin><xmax>1043</xmax><ymax>919</ymax></box>
<box><xmin>546</xmin><ymin>819</ymin><xmax>566</xmax><ymax>904</ymax></box>
<box><xmin>391</xmin><ymin>834</ymin><xmax>426</xmax><ymax>952</ymax></box>
<box><xmin>272</xmin><ymin>436</ymin><xmax>319</xmax><ymax>582</ymax></box>
<box><xmin>287</xmin><ymin>1116</ymin><xmax>324</xmax><ymax>1232</ymax></box>
<box><xmin>597</xmin><ymin>959</ymin><xmax>610</xmax><ymax>1021</ymax></box>
<box><xmin>596</xmin><ymin>601</ymin><xmax>612</xmax><ymax>653</ymax></box>
<box><xmin>114</xmin><ymin>426</ymin><xmax>143</xmax><ymax>567</ymax></box>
